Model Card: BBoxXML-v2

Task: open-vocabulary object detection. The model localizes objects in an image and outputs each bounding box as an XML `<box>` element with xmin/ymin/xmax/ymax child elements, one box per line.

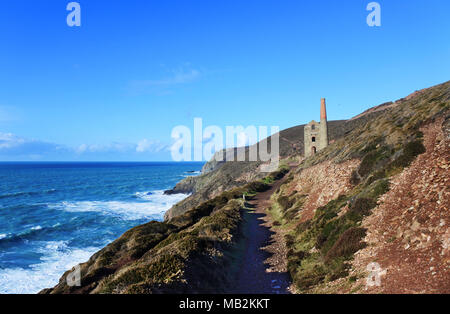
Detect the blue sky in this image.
<box><xmin>0</xmin><ymin>0</ymin><xmax>449</xmax><ymax>161</ymax></box>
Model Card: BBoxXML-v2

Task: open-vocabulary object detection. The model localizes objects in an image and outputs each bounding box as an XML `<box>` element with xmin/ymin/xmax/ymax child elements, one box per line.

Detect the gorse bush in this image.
<box><xmin>366</xmin><ymin>139</ymin><xmax>426</xmax><ymax>184</ymax></box>
<box><xmin>346</xmin><ymin>197</ymin><xmax>377</xmax><ymax>222</ymax></box>
<box><xmin>325</xmin><ymin>227</ymin><xmax>367</xmax><ymax>263</ymax></box>
<box><xmin>357</xmin><ymin>145</ymin><xmax>391</xmax><ymax>178</ymax></box>
<box><xmin>349</xmin><ymin>170</ymin><xmax>360</xmax><ymax>185</ymax></box>
<box><xmin>277</xmin><ymin>195</ymin><xmax>295</xmax><ymax>211</ymax></box>
<box><xmin>358</xmin><ymin>151</ymin><xmax>380</xmax><ymax>177</ymax></box>
<box><xmin>354</xmin><ymin>136</ymin><xmax>425</xmax><ymax>187</ymax></box>
<box><xmin>390</xmin><ymin>140</ymin><xmax>426</xmax><ymax>169</ymax></box>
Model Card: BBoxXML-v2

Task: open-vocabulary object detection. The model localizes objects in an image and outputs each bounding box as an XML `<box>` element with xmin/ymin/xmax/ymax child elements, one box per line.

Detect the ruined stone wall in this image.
<box><xmin>304</xmin><ymin>120</ymin><xmax>321</xmax><ymax>157</ymax></box>
<box><xmin>304</xmin><ymin>98</ymin><xmax>329</xmax><ymax>157</ymax></box>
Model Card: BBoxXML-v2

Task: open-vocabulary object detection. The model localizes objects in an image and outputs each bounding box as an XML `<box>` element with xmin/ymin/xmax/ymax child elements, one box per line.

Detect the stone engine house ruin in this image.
<box><xmin>304</xmin><ymin>98</ymin><xmax>329</xmax><ymax>157</ymax></box>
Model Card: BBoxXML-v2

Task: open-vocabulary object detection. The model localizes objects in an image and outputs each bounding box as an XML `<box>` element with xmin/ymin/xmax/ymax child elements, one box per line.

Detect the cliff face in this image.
<box><xmin>44</xmin><ymin>80</ymin><xmax>449</xmax><ymax>294</ymax></box>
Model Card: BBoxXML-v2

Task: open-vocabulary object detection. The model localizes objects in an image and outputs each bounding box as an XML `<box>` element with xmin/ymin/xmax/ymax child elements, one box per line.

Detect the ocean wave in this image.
<box><xmin>185</xmin><ymin>170</ymin><xmax>201</xmax><ymax>175</ymax></box>
<box><xmin>134</xmin><ymin>189</ymin><xmax>188</xmax><ymax>202</ymax></box>
<box><xmin>0</xmin><ymin>241</ymin><xmax>102</xmax><ymax>294</ymax></box>
<box><xmin>0</xmin><ymin>164</ymin><xmax>200</xmax><ymax>294</ymax></box>
<box><xmin>49</xmin><ymin>191</ymin><xmax>188</xmax><ymax>221</ymax></box>
<box><xmin>0</xmin><ymin>189</ymin><xmax>56</xmax><ymax>200</ymax></box>
<box><xmin>0</xmin><ymin>191</ymin><xmax>36</xmax><ymax>199</ymax></box>
<box><xmin>180</xmin><ymin>170</ymin><xmax>201</xmax><ymax>178</ymax></box>
<box><xmin>0</xmin><ymin>225</ymin><xmax>50</xmax><ymax>244</ymax></box>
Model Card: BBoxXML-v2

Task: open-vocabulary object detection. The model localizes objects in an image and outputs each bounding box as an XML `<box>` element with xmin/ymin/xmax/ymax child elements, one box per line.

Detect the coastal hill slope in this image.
<box><xmin>42</xmin><ymin>80</ymin><xmax>449</xmax><ymax>294</ymax></box>
<box><xmin>270</xmin><ymin>81</ymin><xmax>449</xmax><ymax>293</ymax></box>
<box><xmin>164</xmin><ymin>112</ymin><xmax>385</xmax><ymax>220</ymax></box>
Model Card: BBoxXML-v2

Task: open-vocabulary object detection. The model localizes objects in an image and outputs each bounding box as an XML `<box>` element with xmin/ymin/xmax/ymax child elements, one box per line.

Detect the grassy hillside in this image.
<box><xmin>269</xmin><ymin>81</ymin><xmax>449</xmax><ymax>293</ymax></box>
<box><xmin>44</xmin><ymin>80</ymin><xmax>449</xmax><ymax>294</ymax></box>
<box><xmin>41</xmin><ymin>169</ymin><xmax>288</xmax><ymax>294</ymax></box>
<box><xmin>164</xmin><ymin>115</ymin><xmax>387</xmax><ymax>219</ymax></box>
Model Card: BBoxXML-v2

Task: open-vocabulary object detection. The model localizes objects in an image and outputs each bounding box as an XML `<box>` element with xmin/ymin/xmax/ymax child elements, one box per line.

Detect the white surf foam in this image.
<box><xmin>49</xmin><ymin>191</ymin><xmax>189</xmax><ymax>221</ymax></box>
<box><xmin>134</xmin><ymin>189</ymin><xmax>188</xmax><ymax>202</ymax></box>
<box><xmin>180</xmin><ymin>170</ymin><xmax>201</xmax><ymax>178</ymax></box>
<box><xmin>0</xmin><ymin>191</ymin><xmax>189</xmax><ymax>293</ymax></box>
<box><xmin>0</xmin><ymin>241</ymin><xmax>102</xmax><ymax>294</ymax></box>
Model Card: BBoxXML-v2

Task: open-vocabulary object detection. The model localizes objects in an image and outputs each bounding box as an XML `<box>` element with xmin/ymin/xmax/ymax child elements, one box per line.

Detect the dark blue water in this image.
<box><xmin>0</xmin><ymin>162</ymin><xmax>203</xmax><ymax>293</ymax></box>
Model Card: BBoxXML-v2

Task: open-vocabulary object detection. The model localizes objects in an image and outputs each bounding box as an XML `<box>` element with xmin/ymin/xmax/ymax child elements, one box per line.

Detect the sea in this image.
<box><xmin>0</xmin><ymin>162</ymin><xmax>203</xmax><ymax>294</ymax></box>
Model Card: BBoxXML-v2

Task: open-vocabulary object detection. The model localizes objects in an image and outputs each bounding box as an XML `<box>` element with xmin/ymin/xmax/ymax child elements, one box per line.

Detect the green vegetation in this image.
<box><xmin>276</xmin><ymin>192</ymin><xmax>307</xmax><ymax>222</ymax></box>
<box><xmin>325</xmin><ymin>227</ymin><xmax>367</xmax><ymax>263</ymax></box>
<box><xmin>391</xmin><ymin>140</ymin><xmax>426</xmax><ymax>169</ymax></box>
<box><xmin>44</xmin><ymin>81</ymin><xmax>449</xmax><ymax>295</ymax></box>
<box><xmin>357</xmin><ymin>145</ymin><xmax>391</xmax><ymax>177</ymax></box>
<box><xmin>284</xmin><ymin>178</ymin><xmax>390</xmax><ymax>292</ymax></box>
<box><xmin>273</xmin><ymin>87</ymin><xmax>440</xmax><ymax>292</ymax></box>
<box><xmin>280</xmin><ymin>134</ymin><xmax>425</xmax><ymax>293</ymax></box>
<box><xmin>44</xmin><ymin>167</ymin><xmax>288</xmax><ymax>294</ymax></box>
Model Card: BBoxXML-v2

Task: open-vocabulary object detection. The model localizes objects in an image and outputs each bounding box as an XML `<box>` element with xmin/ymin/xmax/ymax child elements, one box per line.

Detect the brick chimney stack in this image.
<box><xmin>319</xmin><ymin>98</ymin><xmax>329</xmax><ymax>149</ymax></box>
<box><xmin>320</xmin><ymin>98</ymin><xmax>327</xmax><ymax>120</ymax></box>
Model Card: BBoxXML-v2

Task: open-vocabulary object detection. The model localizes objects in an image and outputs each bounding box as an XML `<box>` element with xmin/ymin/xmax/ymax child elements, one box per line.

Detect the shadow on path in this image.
<box><xmin>228</xmin><ymin>176</ymin><xmax>292</xmax><ymax>294</ymax></box>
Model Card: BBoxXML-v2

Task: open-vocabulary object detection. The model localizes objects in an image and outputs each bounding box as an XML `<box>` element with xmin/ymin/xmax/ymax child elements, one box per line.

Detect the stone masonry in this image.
<box><xmin>304</xmin><ymin>98</ymin><xmax>329</xmax><ymax>157</ymax></box>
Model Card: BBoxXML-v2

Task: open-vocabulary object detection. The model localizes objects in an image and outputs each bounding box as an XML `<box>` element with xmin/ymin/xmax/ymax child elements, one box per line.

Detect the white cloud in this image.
<box><xmin>0</xmin><ymin>132</ymin><xmax>67</xmax><ymax>158</ymax></box>
<box><xmin>128</xmin><ymin>66</ymin><xmax>202</xmax><ymax>95</ymax></box>
<box><xmin>0</xmin><ymin>133</ymin><xmax>24</xmax><ymax>149</ymax></box>
<box><xmin>76</xmin><ymin>143</ymin><xmax>88</xmax><ymax>154</ymax></box>
<box><xmin>0</xmin><ymin>132</ymin><xmax>171</xmax><ymax>160</ymax></box>
<box><xmin>142</xmin><ymin>69</ymin><xmax>200</xmax><ymax>86</ymax></box>
<box><xmin>136</xmin><ymin>139</ymin><xmax>169</xmax><ymax>153</ymax></box>
<box><xmin>76</xmin><ymin>142</ymin><xmax>135</xmax><ymax>154</ymax></box>
<box><xmin>76</xmin><ymin>140</ymin><xmax>169</xmax><ymax>155</ymax></box>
